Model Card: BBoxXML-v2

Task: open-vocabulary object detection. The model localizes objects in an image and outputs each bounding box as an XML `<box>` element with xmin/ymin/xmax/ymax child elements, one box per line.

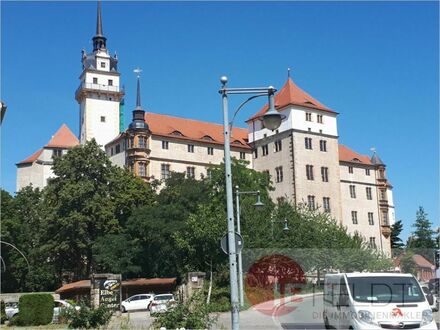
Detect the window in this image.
<box><xmin>348</xmin><ymin>166</ymin><xmax>353</xmax><ymax>174</ymax></box>
<box><xmin>188</xmin><ymin>144</ymin><xmax>194</xmax><ymax>153</ymax></box>
<box><xmin>323</xmin><ymin>197</ymin><xmax>331</xmax><ymax>213</ymax></box>
<box><xmin>349</xmin><ymin>185</ymin><xmax>356</xmax><ymax>198</ymax></box>
<box><xmin>305</xmin><ymin>112</ymin><xmax>312</xmax><ymax>121</ymax></box>
<box><xmin>110</xmin><ymin>147</ymin><xmax>114</xmax><ymax>156</ymax></box>
<box><xmin>115</xmin><ymin>144</ymin><xmax>120</xmax><ymax>154</ymax></box>
<box><xmin>207</xmin><ymin>147</ymin><xmax>214</xmax><ymax>155</ymax></box>
<box><xmin>52</xmin><ymin>149</ymin><xmax>62</xmax><ymax>158</ymax></box>
<box><xmin>240</xmin><ymin>152</ymin><xmax>246</xmax><ymax>160</ymax></box>
<box><xmin>368</xmin><ymin>212</ymin><xmax>374</xmax><ymax>225</ymax></box>
<box><xmin>93</xmin><ymin>77</ymin><xmax>98</xmax><ymax>84</ymax></box>
<box><xmin>351</xmin><ymin>211</ymin><xmax>358</xmax><ymax>224</ymax></box>
<box><xmin>100</xmin><ymin>116</ymin><xmax>106</xmax><ymax>123</ymax></box>
<box><xmin>262</xmin><ymin>144</ymin><xmax>269</xmax><ymax>156</ymax></box>
<box><xmin>379</xmin><ymin>169</ymin><xmax>385</xmax><ymax>179</ymax></box>
<box><xmin>139</xmin><ymin>162</ymin><xmax>147</xmax><ymax>177</ymax></box>
<box><xmin>307</xmin><ymin>195</ymin><xmax>315</xmax><ymax>210</ymax></box>
<box><xmin>366</xmin><ymin>187</ymin><xmax>372</xmax><ymax>200</ymax></box>
<box><xmin>138</xmin><ymin>136</ymin><xmax>147</xmax><ymax>148</ymax></box>
<box><xmin>100</xmin><ymin>62</ymin><xmax>105</xmax><ymax>68</ymax></box>
<box><xmin>317</xmin><ymin>114</ymin><xmax>323</xmax><ymax>123</ymax></box>
<box><xmin>253</xmin><ymin>149</ymin><xmax>258</xmax><ymax>159</ymax></box>
<box><xmin>380</xmin><ymin>189</ymin><xmax>387</xmax><ymax>200</ymax></box>
<box><xmin>130</xmin><ymin>136</ymin><xmax>135</xmax><ymax>148</ymax></box>
<box><xmin>321</xmin><ymin>167</ymin><xmax>329</xmax><ymax>182</ymax></box>
<box><xmin>186</xmin><ymin>167</ymin><xmax>195</xmax><ymax>179</ymax></box>
<box><xmin>275</xmin><ymin>166</ymin><xmax>283</xmax><ymax>183</ymax></box>
<box><xmin>319</xmin><ymin>140</ymin><xmax>327</xmax><ymax>152</ymax></box>
<box><xmin>365</xmin><ymin>168</ymin><xmax>370</xmax><ymax>176</ymax></box>
<box><xmin>108</xmin><ymin>79</ymin><xmax>113</xmax><ymax>86</ymax></box>
<box><xmin>274</xmin><ymin>140</ymin><xmax>282</xmax><ymax>152</ymax></box>
<box><xmin>369</xmin><ymin>237</ymin><xmax>377</xmax><ymax>249</ymax></box>
<box><xmin>206</xmin><ymin>168</ymin><xmax>212</xmax><ymax>179</ymax></box>
<box><xmin>382</xmin><ymin>211</ymin><xmax>389</xmax><ymax>226</ymax></box>
<box><xmin>161</xmin><ymin>164</ymin><xmax>171</xmax><ymax>180</ymax></box>
<box><xmin>305</xmin><ymin>137</ymin><xmax>312</xmax><ymax>150</ymax></box>
<box><xmin>306</xmin><ymin>165</ymin><xmax>314</xmax><ymax>180</ymax></box>
<box><xmin>162</xmin><ymin>141</ymin><xmax>169</xmax><ymax>149</ymax></box>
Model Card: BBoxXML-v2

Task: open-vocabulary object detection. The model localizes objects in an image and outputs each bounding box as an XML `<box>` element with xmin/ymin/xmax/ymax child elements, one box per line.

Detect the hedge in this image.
<box><xmin>18</xmin><ymin>293</ymin><xmax>54</xmax><ymax>326</ymax></box>
<box><xmin>0</xmin><ymin>300</ymin><xmax>6</xmax><ymax>324</ymax></box>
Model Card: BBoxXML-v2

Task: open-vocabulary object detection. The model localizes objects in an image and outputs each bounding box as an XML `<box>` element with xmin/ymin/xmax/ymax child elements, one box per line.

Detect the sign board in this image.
<box><xmin>220</xmin><ymin>232</ymin><xmax>243</xmax><ymax>255</ymax></box>
<box><xmin>94</xmin><ymin>278</ymin><xmax>121</xmax><ymax>310</ymax></box>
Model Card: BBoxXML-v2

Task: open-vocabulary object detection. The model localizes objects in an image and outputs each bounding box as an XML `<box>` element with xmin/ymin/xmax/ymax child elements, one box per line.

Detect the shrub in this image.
<box><xmin>67</xmin><ymin>302</ymin><xmax>112</xmax><ymax>329</ymax></box>
<box><xmin>153</xmin><ymin>292</ymin><xmax>217</xmax><ymax>329</ymax></box>
<box><xmin>18</xmin><ymin>293</ymin><xmax>54</xmax><ymax>326</ymax></box>
<box><xmin>0</xmin><ymin>301</ymin><xmax>6</xmax><ymax>324</ymax></box>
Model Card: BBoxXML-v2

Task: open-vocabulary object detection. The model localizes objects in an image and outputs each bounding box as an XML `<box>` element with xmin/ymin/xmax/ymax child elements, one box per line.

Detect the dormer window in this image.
<box><xmin>202</xmin><ymin>135</ymin><xmax>214</xmax><ymax>141</ymax></box>
<box><xmin>100</xmin><ymin>62</ymin><xmax>106</xmax><ymax>68</ymax></box>
<box><xmin>171</xmin><ymin>130</ymin><xmax>183</xmax><ymax>136</ymax></box>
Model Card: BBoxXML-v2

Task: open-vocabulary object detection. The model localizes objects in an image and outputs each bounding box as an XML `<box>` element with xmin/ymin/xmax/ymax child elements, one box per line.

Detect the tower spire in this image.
<box><xmin>96</xmin><ymin>0</ymin><xmax>103</xmax><ymax>36</ymax></box>
<box><xmin>92</xmin><ymin>0</ymin><xmax>107</xmax><ymax>51</ymax></box>
<box><xmin>134</xmin><ymin>67</ymin><xmax>142</xmax><ymax>109</ymax></box>
<box><xmin>129</xmin><ymin>68</ymin><xmax>149</xmax><ymax>130</ymax></box>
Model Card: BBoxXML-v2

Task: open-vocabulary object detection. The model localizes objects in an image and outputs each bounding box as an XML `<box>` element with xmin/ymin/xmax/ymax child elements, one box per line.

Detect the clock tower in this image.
<box><xmin>75</xmin><ymin>0</ymin><xmax>124</xmax><ymax>148</ymax></box>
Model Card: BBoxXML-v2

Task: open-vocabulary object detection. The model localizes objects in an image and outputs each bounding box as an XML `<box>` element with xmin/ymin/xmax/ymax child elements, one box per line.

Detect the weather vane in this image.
<box><xmin>133</xmin><ymin>67</ymin><xmax>142</xmax><ymax>78</ymax></box>
<box><xmin>370</xmin><ymin>147</ymin><xmax>376</xmax><ymax>153</ymax></box>
<box><xmin>287</xmin><ymin>67</ymin><xmax>292</xmax><ymax>79</ymax></box>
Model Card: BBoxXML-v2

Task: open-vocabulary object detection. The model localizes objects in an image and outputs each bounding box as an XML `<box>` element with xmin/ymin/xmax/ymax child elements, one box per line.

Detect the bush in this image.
<box><xmin>0</xmin><ymin>301</ymin><xmax>6</xmax><ymax>324</ymax></box>
<box><xmin>153</xmin><ymin>292</ymin><xmax>217</xmax><ymax>329</ymax></box>
<box><xmin>67</xmin><ymin>302</ymin><xmax>112</xmax><ymax>329</ymax></box>
<box><xmin>18</xmin><ymin>293</ymin><xmax>54</xmax><ymax>326</ymax></box>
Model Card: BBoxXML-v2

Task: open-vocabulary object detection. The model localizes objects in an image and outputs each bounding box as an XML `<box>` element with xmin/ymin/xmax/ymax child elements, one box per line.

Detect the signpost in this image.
<box><xmin>221</xmin><ymin>232</ymin><xmax>243</xmax><ymax>255</ymax></box>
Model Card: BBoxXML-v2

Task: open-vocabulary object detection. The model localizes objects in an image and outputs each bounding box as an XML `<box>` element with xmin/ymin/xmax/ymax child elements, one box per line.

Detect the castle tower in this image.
<box><xmin>126</xmin><ymin>70</ymin><xmax>151</xmax><ymax>180</ymax></box>
<box><xmin>75</xmin><ymin>0</ymin><xmax>124</xmax><ymax>148</ymax></box>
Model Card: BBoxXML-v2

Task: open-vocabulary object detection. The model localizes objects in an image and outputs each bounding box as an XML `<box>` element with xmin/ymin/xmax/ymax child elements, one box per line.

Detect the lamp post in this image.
<box><xmin>271</xmin><ymin>218</ymin><xmax>289</xmax><ymax>239</ymax></box>
<box><xmin>219</xmin><ymin>76</ymin><xmax>281</xmax><ymax>330</ymax></box>
<box><xmin>235</xmin><ymin>186</ymin><xmax>264</xmax><ymax>306</ymax></box>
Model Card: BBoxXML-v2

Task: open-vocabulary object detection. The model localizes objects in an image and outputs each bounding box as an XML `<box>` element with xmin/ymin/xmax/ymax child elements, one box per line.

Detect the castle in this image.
<box><xmin>16</xmin><ymin>2</ymin><xmax>395</xmax><ymax>255</ymax></box>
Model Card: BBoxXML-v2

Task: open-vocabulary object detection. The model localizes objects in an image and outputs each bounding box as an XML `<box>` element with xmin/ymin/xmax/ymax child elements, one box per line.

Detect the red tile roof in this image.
<box><xmin>146</xmin><ymin>113</ymin><xmax>250</xmax><ymax>149</ymax></box>
<box><xmin>247</xmin><ymin>78</ymin><xmax>335</xmax><ymax>122</ymax></box>
<box><xmin>55</xmin><ymin>278</ymin><xmax>177</xmax><ymax>294</ymax></box>
<box><xmin>45</xmin><ymin>124</ymin><xmax>79</xmax><ymax>148</ymax></box>
<box><xmin>338</xmin><ymin>144</ymin><xmax>372</xmax><ymax>165</ymax></box>
<box><xmin>16</xmin><ymin>148</ymin><xmax>43</xmax><ymax>165</ymax></box>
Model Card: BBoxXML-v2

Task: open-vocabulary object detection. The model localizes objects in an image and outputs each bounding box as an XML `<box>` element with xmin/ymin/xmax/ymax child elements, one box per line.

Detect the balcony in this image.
<box><xmin>75</xmin><ymin>82</ymin><xmax>125</xmax><ymax>100</ymax></box>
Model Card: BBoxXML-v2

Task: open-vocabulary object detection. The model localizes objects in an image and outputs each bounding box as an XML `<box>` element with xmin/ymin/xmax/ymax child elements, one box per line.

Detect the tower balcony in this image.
<box><xmin>75</xmin><ymin>82</ymin><xmax>125</xmax><ymax>101</ymax></box>
<box><xmin>381</xmin><ymin>223</ymin><xmax>391</xmax><ymax>238</ymax></box>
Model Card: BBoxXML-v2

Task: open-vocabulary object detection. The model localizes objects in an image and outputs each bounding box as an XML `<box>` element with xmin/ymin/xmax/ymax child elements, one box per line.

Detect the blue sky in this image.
<box><xmin>1</xmin><ymin>1</ymin><xmax>438</xmax><ymax>241</ymax></box>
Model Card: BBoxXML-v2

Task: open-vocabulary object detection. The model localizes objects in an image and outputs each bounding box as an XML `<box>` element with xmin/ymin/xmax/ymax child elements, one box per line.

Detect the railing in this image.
<box><xmin>75</xmin><ymin>82</ymin><xmax>123</xmax><ymax>95</ymax></box>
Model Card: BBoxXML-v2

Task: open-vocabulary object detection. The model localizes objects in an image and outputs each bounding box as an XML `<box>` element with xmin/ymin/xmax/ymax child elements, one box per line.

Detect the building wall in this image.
<box><xmin>148</xmin><ymin>135</ymin><xmax>252</xmax><ymax>180</ymax></box>
<box><xmin>80</xmin><ymin>97</ymin><xmax>120</xmax><ymax>148</ymax></box>
<box><xmin>293</xmin><ymin>131</ymin><xmax>342</xmax><ymax>220</ymax></box>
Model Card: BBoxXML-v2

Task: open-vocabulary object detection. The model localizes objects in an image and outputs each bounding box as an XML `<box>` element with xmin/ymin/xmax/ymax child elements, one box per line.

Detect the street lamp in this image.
<box><xmin>271</xmin><ymin>219</ymin><xmax>290</xmax><ymax>238</ymax></box>
<box><xmin>235</xmin><ymin>186</ymin><xmax>264</xmax><ymax>306</ymax></box>
<box><xmin>220</xmin><ymin>76</ymin><xmax>281</xmax><ymax>330</ymax></box>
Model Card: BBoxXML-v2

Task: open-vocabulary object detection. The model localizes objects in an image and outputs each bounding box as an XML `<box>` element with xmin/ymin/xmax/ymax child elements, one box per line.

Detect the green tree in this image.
<box><xmin>400</xmin><ymin>251</ymin><xmax>417</xmax><ymax>275</ymax></box>
<box><xmin>407</xmin><ymin>207</ymin><xmax>435</xmax><ymax>262</ymax></box>
<box><xmin>390</xmin><ymin>220</ymin><xmax>405</xmax><ymax>256</ymax></box>
<box><xmin>43</xmin><ymin>140</ymin><xmax>155</xmax><ymax>280</ymax></box>
<box><xmin>1</xmin><ymin>187</ymin><xmax>57</xmax><ymax>292</ymax></box>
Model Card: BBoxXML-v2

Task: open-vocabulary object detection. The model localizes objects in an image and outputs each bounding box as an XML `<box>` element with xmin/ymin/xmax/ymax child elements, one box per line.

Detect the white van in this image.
<box><xmin>323</xmin><ymin>273</ymin><xmax>436</xmax><ymax>329</ymax></box>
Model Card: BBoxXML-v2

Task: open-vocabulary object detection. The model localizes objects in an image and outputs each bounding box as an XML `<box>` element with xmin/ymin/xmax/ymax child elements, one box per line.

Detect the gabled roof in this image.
<box><xmin>45</xmin><ymin>124</ymin><xmax>79</xmax><ymax>148</ymax></box>
<box><xmin>16</xmin><ymin>148</ymin><xmax>43</xmax><ymax>165</ymax></box>
<box><xmin>338</xmin><ymin>144</ymin><xmax>372</xmax><ymax>165</ymax></box>
<box><xmin>145</xmin><ymin>113</ymin><xmax>250</xmax><ymax>149</ymax></box>
<box><xmin>247</xmin><ymin>77</ymin><xmax>335</xmax><ymax>122</ymax></box>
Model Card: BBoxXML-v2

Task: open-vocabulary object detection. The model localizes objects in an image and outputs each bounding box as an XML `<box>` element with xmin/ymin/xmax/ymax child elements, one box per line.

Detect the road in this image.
<box><xmin>216</xmin><ymin>294</ymin><xmax>440</xmax><ymax>330</ymax></box>
<box><xmin>112</xmin><ymin>296</ymin><xmax>440</xmax><ymax>329</ymax></box>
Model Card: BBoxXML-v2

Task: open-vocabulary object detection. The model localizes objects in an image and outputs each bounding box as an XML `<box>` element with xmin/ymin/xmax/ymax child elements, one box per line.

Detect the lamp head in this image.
<box><xmin>253</xmin><ymin>192</ymin><xmax>265</xmax><ymax>209</ymax></box>
<box><xmin>262</xmin><ymin>87</ymin><xmax>282</xmax><ymax>130</ymax></box>
<box><xmin>283</xmin><ymin>219</ymin><xmax>289</xmax><ymax>232</ymax></box>
<box><xmin>220</xmin><ymin>76</ymin><xmax>228</xmax><ymax>86</ymax></box>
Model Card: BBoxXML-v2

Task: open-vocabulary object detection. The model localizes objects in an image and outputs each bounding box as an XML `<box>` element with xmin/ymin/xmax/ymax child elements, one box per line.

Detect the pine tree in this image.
<box><xmin>407</xmin><ymin>207</ymin><xmax>435</xmax><ymax>262</ymax></box>
<box><xmin>390</xmin><ymin>220</ymin><xmax>405</xmax><ymax>256</ymax></box>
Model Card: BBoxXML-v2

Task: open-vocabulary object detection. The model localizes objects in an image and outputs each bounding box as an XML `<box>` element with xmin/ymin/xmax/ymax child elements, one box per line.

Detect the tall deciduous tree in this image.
<box><xmin>43</xmin><ymin>140</ymin><xmax>154</xmax><ymax>280</ymax></box>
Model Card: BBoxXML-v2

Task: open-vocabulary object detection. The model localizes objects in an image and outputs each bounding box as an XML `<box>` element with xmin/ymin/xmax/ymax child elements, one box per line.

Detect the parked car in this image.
<box><xmin>5</xmin><ymin>302</ymin><xmax>19</xmax><ymax>320</ymax></box>
<box><xmin>149</xmin><ymin>294</ymin><xmax>176</xmax><ymax>315</ymax></box>
<box><xmin>421</xmin><ymin>285</ymin><xmax>439</xmax><ymax>312</ymax></box>
<box><xmin>52</xmin><ymin>299</ymin><xmax>80</xmax><ymax>323</ymax></box>
<box><xmin>121</xmin><ymin>294</ymin><xmax>154</xmax><ymax>313</ymax></box>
